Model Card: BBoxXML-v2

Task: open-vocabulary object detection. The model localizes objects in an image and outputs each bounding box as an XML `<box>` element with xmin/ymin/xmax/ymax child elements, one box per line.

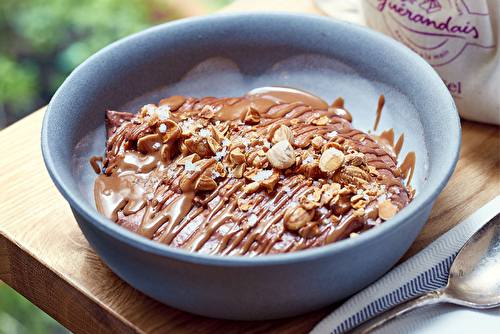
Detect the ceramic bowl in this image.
<box><xmin>41</xmin><ymin>12</ymin><xmax>460</xmax><ymax>320</ymax></box>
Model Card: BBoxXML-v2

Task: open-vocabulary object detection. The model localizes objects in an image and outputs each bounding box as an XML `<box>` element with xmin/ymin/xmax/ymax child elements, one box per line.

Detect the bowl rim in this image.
<box><xmin>41</xmin><ymin>11</ymin><xmax>461</xmax><ymax>268</ymax></box>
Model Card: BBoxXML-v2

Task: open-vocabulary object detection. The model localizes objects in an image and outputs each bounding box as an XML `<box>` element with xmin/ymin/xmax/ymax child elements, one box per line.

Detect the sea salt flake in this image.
<box><xmin>157</xmin><ymin>105</ymin><xmax>170</xmax><ymax>120</ymax></box>
<box><xmin>185</xmin><ymin>160</ymin><xmax>200</xmax><ymax>172</ymax></box>
<box><xmin>282</xmin><ymin>186</ymin><xmax>292</xmax><ymax>195</ymax></box>
<box><xmin>242</xmin><ymin>139</ymin><xmax>250</xmax><ymax>148</ymax></box>
<box><xmin>319</xmin><ymin>207</ymin><xmax>329</xmax><ymax>215</ymax></box>
<box><xmin>152</xmin><ymin>142</ymin><xmax>161</xmax><ymax>150</ymax></box>
<box><xmin>222</xmin><ymin>139</ymin><xmax>231</xmax><ymax>147</ymax></box>
<box><xmin>166</xmin><ymin>169</ymin><xmax>174</xmax><ymax>178</ymax></box>
<box><xmin>248</xmin><ymin>214</ymin><xmax>258</xmax><ymax>227</ymax></box>
<box><xmin>158</xmin><ymin>123</ymin><xmax>167</xmax><ymax>133</ymax></box>
<box><xmin>307</xmin><ymin>193</ymin><xmax>315</xmax><ymax>201</ymax></box>
<box><xmin>302</xmin><ymin>154</ymin><xmax>315</xmax><ymax>165</ymax></box>
<box><xmin>252</xmin><ymin>169</ymin><xmax>273</xmax><ymax>182</ymax></box>
<box><xmin>377</xmin><ymin>194</ymin><xmax>387</xmax><ymax>202</ymax></box>
<box><xmin>198</xmin><ymin>128</ymin><xmax>211</xmax><ymax>137</ymax></box>
<box><xmin>146</xmin><ymin>105</ymin><xmax>156</xmax><ymax>116</ymax></box>
<box><xmin>326</xmin><ymin>131</ymin><xmax>338</xmax><ymax>138</ymax></box>
<box><xmin>215</xmin><ymin>146</ymin><xmax>227</xmax><ymax>161</ymax></box>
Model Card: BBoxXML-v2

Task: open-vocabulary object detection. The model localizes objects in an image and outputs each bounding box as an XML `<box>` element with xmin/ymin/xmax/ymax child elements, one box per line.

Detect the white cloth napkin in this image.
<box><xmin>311</xmin><ymin>195</ymin><xmax>500</xmax><ymax>334</ymax></box>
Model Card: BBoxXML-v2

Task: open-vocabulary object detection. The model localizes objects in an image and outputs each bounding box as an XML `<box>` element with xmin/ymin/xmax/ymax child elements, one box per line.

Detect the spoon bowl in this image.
<box><xmin>446</xmin><ymin>212</ymin><xmax>500</xmax><ymax>308</ymax></box>
<box><xmin>344</xmin><ymin>212</ymin><xmax>500</xmax><ymax>333</ymax></box>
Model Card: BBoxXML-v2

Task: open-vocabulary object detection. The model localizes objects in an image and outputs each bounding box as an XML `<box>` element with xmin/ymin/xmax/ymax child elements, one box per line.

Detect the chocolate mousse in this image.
<box><xmin>93</xmin><ymin>87</ymin><xmax>413</xmax><ymax>255</ymax></box>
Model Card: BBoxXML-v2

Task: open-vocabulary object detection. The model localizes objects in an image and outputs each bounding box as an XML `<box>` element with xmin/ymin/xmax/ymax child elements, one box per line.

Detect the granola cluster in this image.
<box><xmin>95</xmin><ymin>87</ymin><xmax>412</xmax><ymax>255</ymax></box>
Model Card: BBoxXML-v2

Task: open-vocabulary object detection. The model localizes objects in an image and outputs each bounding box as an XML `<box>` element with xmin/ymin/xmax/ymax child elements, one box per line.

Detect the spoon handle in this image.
<box><xmin>341</xmin><ymin>289</ymin><xmax>444</xmax><ymax>334</ymax></box>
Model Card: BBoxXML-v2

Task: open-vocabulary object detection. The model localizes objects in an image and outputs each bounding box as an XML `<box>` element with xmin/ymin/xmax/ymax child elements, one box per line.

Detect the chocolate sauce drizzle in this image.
<box><xmin>93</xmin><ymin>87</ymin><xmax>414</xmax><ymax>256</ymax></box>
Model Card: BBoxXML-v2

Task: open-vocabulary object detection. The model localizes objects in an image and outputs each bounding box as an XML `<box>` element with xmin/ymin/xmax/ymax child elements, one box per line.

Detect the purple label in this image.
<box><xmin>364</xmin><ymin>0</ymin><xmax>496</xmax><ymax>66</ymax></box>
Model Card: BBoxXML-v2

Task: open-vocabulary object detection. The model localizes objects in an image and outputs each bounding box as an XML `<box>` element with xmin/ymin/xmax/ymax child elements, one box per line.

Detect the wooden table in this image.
<box><xmin>1</xmin><ymin>1</ymin><xmax>499</xmax><ymax>333</ymax></box>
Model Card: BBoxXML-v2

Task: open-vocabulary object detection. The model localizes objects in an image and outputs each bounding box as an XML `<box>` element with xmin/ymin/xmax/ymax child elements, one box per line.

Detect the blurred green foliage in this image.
<box><xmin>0</xmin><ymin>283</ymin><xmax>70</xmax><ymax>334</ymax></box>
<box><xmin>0</xmin><ymin>0</ymin><xmax>180</xmax><ymax>128</ymax></box>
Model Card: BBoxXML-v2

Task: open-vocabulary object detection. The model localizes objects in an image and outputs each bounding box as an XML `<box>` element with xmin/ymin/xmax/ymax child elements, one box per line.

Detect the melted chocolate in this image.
<box><xmin>93</xmin><ymin>87</ymin><xmax>413</xmax><ymax>256</ymax></box>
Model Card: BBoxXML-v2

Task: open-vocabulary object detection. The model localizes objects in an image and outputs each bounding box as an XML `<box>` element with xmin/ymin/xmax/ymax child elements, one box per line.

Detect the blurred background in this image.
<box><xmin>0</xmin><ymin>0</ymin><xmax>233</xmax><ymax>130</ymax></box>
<box><xmin>0</xmin><ymin>0</ymin><xmax>232</xmax><ymax>333</ymax></box>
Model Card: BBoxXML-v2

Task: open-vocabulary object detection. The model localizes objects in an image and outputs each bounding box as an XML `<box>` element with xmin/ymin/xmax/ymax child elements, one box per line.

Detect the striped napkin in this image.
<box><xmin>311</xmin><ymin>195</ymin><xmax>500</xmax><ymax>334</ymax></box>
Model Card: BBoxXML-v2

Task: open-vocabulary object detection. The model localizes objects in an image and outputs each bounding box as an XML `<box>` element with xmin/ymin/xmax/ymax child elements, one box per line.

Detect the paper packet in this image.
<box><xmin>361</xmin><ymin>0</ymin><xmax>499</xmax><ymax>125</ymax></box>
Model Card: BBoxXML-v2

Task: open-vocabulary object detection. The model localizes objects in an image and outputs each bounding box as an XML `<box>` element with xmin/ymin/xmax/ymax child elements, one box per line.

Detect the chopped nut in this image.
<box><xmin>319</xmin><ymin>148</ymin><xmax>345</xmax><ymax>173</ymax></box>
<box><xmin>246</xmin><ymin>149</ymin><xmax>268</xmax><ymax>169</ymax></box>
<box><xmin>209</xmin><ymin>125</ymin><xmax>225</xmax><ymax>144</ymax></box>
<box><xmin>311</xmin><ymin>136</ymin><xmax>324</xmax><ymax>150</ymax></box>
<box><xmin>243</xmin><ymin>181</ymin><xmax>261</xmax><ymax>194</ymax></box>
<box><xmin>312</xmin><ymin>115</ymin><xmax>329</xmax><ymax>126</ymax></box>
<box><xmin>195</xmin><ymin>175</ymin><xmax>217</xmax><ymax>191</ymax></box>
<box><xmin>267</xmin><ymin>140</ymin><xmax>296</xmax><ymax>170</ymax></box>
<box><xmin>271</xmin><ymin>124</ymin><xmax>295</xmax><ymax>145</ymax></box>
<box><xmin>378</xmin><ymin>200</ymin><xmax>398</xmax><ymax>220</ymax></box>
<box><xmin>207</xmin><ymin>136</ymin><xmax>221</xmax><ymax>154</ymax></box>
<box><xmin>284</xmin><ymin>206</ymin><xmax>315</xmax><ymax>231</ymax></box>
<box><xmin>238</xmin><ymin>199</ymin><xmax>252</xmax><ymax>211</ymax></box>
<box><xmin>345</xmin><ymin>152</ymin><xmax>367</xmax><ymax>166</ymax></box>
<box><xmin>206</xmin><ymin>162</ymin><xmax>227</xmax><ymax>178</ymax></box>
<box><xmin>353</xmin><ymin>208</ymin><xmax>365</xmax><ymax>217</ymax></box>
<box><xmin>368</xmin><ymin>165</ymin><xmax>380</xmax><ymax>177</ymax></box>
<box><xmin>230</xmin><ymin>147</ymin><xmax>246</xmax><ymax>165</ymax></box>
<box><xmin>261</xmin><ymin>170</ymin><xmax>280</xmax><ymax>191</ymax></box>
<box><xmin>300</xmin><ymin>195</ymin><xmax>321</xmax><ymax>210</ymax></box>
<box><xmin>243</xmin><ymin>106</ymin><xmax>260</xmax><ymax>124</ymax></box>
<box><xmin>184</xmin><ymin>137</ymin><xmax>213</xmax><ymax>158</ymax></box>
<box><xmin>351</xmin><ymin>194</ymin><xmax>364</xmax><ymax>203</ymax></box>
<box><xmin>298</xmin><ymin>222</ymin><xmax>320</xmax><ymax>239</ymax></box>
<box><xmin>177</xmin><ymin>153</ymin><xmax>201</xmax><ymax>165</ymax></box>
<box><xmin>341</xmin><ymin>166</ymin><xmax>371</xmax><ymax>183</ymax></box>
<box><xmin>352</xmin><ymin>199</ymin><xmax>366</xmax><ymax>210</ymax></box>
<box><xmin>312</xmin><ymin>188</ymin><xmax>323</xmax><ymax>202</ymax></box>
<box><xmin>199</xmin><ymin>105</ymin><xmax>215</xmax><ymax>119</ymax></box>
<box><xmin>243</xmin><ymin>167</ymin><xmax>260</xmax><ymax>181</ymax></box>
<box><xmin>233</xmin><ymin>163</ymin><xmax>246</xmax><ymax>179</ymax></box>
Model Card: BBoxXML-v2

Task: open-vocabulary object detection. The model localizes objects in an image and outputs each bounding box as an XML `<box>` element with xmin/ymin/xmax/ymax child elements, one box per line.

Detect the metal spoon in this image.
<box><xmin>343</xmin><ymin>212</ymin><xmax>500</xmax><ymax>334</ymax></box>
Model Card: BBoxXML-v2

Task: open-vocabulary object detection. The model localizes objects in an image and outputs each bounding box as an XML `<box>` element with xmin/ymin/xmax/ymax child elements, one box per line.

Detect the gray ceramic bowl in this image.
<box><xmin>41</xmin><ymin>12</ymin><xmax>460</xmax><ymax>320</ymax></box>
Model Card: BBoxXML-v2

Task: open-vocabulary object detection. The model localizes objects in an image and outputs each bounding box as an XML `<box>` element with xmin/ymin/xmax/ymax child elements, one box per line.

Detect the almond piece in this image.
<box><xmin>267</xmin><ymin>140</ymin><xmax>296</xmax><ymax>170</ymax></box>
<box><xmin>378</xmin><ymin>200</ymin><xmax>398</xmax><ymax>220</ymax></box>
<box><xmin>195</xmin><ymin>175</ymin><xmax>217</xmax><ymax>191</ymax></box>
<box><xmin>319</xmin><ymin>148</ymin><xmax>345</xmax><ymax>172</ymax></box>
<box><xmin>243</xmin><ymin>181</ymin><xmax>261</xmax><ymax>194</ymax></box>
<box><xmin>199</xmin><ymin>105</ymin><xmax>215</xmax><ymax>119</ymax></box>
<box><xmin>345</xmin><ymin>152</ymin><xmax>368</xmax><ymax>166</ymax></box>
<box><xmin>177</xmin><ymin>153</ymin><xmax>201</xmax><ymax>165</ymax></box>
<box><xmin>206</xmin><ymin>136</ymin><xmax>221</xmax><ymax>154</ymax></box>
<box><xmin>230</xmin><ymin>147</ymin><xmax>246</xmax><ymax>165</ymax></box>
<box><xmin>312</xmin><ymin>115</ymin><xmax>329</xmax><ymax>126</ymax></box>
<box><xmin>311</xmin><ymin>136</ymin><xmax>324</xmax><ymax>150</ymax></box>
<box><xmin>233</xmin><ymin>163</ymin><xmax>246</xmax><ymax>179</ymax></box>
<box><xmin>243</xmin><ymin>106</ymin><xmax>260</xmax><ymax>124</ymax></box>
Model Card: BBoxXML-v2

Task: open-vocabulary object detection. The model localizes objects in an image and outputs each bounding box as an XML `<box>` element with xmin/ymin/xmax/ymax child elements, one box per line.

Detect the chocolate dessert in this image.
<box><xmin>93</xmin><ymin>87</ymin><xmax>413</xmax><ymax>255</ymax></box>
